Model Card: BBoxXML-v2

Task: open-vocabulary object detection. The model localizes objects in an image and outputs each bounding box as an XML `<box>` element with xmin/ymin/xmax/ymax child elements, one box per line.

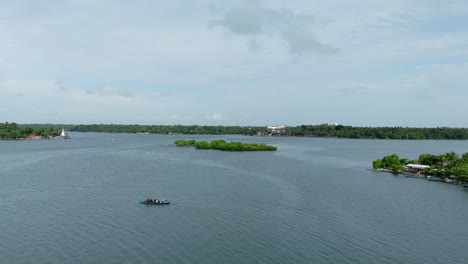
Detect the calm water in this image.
<box><xmin>1</xmin><ymin>133</ymin><xmax>467</xmax><ymax>264</ymax></box>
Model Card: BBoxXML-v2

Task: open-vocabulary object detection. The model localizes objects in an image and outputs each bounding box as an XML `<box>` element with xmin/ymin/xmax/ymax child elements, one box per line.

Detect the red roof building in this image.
<box><xmin>26</xmin><ymin>134</ymin><xmax>42</xmax><ymax>139</ymax></box>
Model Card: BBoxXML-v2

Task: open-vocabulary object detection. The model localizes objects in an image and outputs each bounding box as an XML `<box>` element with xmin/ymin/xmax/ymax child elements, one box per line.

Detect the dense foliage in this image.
<box><xmin>372</xmin><ymin>154</ymin><xmax>406</xmax><ymax>172</ymax></box>
<box><xmin>373</xmin><ymin>152</ymin><xmax>468</xmax><ymax>182</ymax></box>
<box><xmin>62</xmin><ymin>124</ymin><xmax>468</xmax><ymax>139</ymax></box>
<box><xmin>284</xmin><ymin>124</ymin><xmax>468</xmax><ymax>139</ymax></box>
<box><xmin>0</xmin><ymin>122</ymin><xmax>59</xmax><ymax>139</ymax></box>
<box><xmin>66</xmin><ymin>124</ymin><xmax>265</xmax><ymax>135</ymax></box>
<box><xmin>174</xmin><ymin>139</ymin><xmax>277</xmax><ymax>151</ymax></box>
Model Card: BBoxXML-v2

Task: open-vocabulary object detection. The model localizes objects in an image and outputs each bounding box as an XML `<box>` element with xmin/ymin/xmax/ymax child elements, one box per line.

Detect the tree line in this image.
<box><xmin>64</xmin><ymin>124</ymin><xmax>265</xmax><ymax>135</ymax></box>
<box><xmin>372</xmin><ymin>152</ymin><xmax>468</xmax><ymax>182</ymax></box>
<box><xmin>174</xmin><ymin>139</ymin><xmax>277</xmax><ymax>151</ymax></box>
<box><xmin>13</xmin><ymin>123</ymin><xmax>468</xmax><ymax>140</ymax></box>
<box><xmin>284</xmin><ymin>124</ymin><xmax>468</xmax><ymax>139</ymax></box>
<box><xmin>0</xmin><ymin>122</ymin><xmax>59</xmax><ymax>139</ymax></box>
<box><xmin>61</xmin><ymin>124</ymin><xmax>468</xmax><ymax>139</ymax></box>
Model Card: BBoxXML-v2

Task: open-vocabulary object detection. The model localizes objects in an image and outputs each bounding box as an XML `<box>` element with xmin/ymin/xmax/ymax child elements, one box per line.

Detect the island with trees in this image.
<box><xmin>372</xmin><ymin>152</ymin><xmax>468</xmax><ymax>185</ymax></box>
<box><xmin>0</xmin><ymin>122</ymin><xmax>59</xmax><ymax>140</ymax></box>
<box><xmin>174</xmin><ymin>139</ymin><xmax>277</xmax><ymax>151</ymax></box>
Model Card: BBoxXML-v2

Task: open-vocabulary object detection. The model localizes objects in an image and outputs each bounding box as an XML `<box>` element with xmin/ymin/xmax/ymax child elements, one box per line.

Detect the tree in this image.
<box><xmin>391</xmin><ymin>164</ymin><xmax>405</xmax><ymax>172</ymax></box>
<box><xmin>211</xmin><ymin>140</ymin><xmax>226</xmax><ymax>150</ymax></box>
<box><xmin>445</xmin><ymin>151</ymin><xmax>459</xmax><ymax>163</ymax></box>
<box><xmin>382</xmin><ymin>154</ymin><xmax>400</xmax><ymax>168</ymax></box>
<box><xmin>373</xmin><ymin>159</ymin><xmax>383</xmax><ymax>169</ymax></box>
<box><xmin>194</xmin><ymin>141</ymin><xmax>211</xmax><ymax>149</ymax></box>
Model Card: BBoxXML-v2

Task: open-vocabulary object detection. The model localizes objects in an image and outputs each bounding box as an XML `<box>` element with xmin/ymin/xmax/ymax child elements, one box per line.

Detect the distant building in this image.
<box><xmin>267</xmin><ymin>125</ymin><xmax>287</xmax><ymax>135</ymax></box>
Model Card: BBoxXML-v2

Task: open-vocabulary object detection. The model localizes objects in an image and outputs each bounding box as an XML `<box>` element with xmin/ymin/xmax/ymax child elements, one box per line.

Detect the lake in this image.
<box><xmin>1</xmin><ymin>133</ymin><xmax>467</xmax><ymax>263</ymax></box>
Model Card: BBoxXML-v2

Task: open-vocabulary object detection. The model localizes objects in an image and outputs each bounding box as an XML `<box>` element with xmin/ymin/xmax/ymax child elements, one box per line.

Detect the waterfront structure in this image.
<box><xmin>405</xmin><ymin>164</ymin><xmax>430</xmax><ymax>173</ymax></box>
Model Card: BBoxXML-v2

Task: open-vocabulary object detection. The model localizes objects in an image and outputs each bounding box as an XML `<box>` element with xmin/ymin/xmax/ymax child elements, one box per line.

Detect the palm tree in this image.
<box><xmin>445</xmin><ymin>151</ymin><xmax>459</xmax><ymax>163</ymax></box>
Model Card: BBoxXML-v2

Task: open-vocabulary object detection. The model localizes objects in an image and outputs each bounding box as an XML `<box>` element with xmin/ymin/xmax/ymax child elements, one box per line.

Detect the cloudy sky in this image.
<box><xmin>1</xmin><ymin>0</ymin><xmax>467</xmax><ymax>127</ymax></box>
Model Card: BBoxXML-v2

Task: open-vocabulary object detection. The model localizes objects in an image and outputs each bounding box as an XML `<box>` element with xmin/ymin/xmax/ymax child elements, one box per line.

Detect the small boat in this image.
<box><xmin>139</xmin><ymin>200</ymin><xmax>170</xmax><ymax>205</ymax></box>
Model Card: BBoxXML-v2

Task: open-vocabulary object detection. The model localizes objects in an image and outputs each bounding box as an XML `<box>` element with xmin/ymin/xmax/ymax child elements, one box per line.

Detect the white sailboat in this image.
<box><xmin>60</xmin><ymin>128</ymin><xmax>71</xmax><ymax>139</ymax></box>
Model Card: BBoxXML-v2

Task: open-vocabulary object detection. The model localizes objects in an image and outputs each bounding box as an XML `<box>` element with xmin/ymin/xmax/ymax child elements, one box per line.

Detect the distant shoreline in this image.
<box><xmin>55</xmin><ymin>124</ymin><xmax>468</xmax><ymax>140</ymax></box>
<box><xmin>4</xmin><ymin>123</ymin><xmax>467</xmax><ymax>140</ymax></box>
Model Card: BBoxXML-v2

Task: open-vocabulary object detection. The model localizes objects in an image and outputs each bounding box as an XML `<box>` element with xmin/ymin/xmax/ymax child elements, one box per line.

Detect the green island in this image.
<box><xmin>0</xmin><ymin>122</ymin><xmax>59</xmax><ymax>139</ymax></box>
<box><xmin>58</xmin><ymin>124</ymin><xmax>468</xmax><ymax>139</ymax></box>
<box><xmin>372</xmin><ymin>152</ymin><xmax>468</xmax><ymax>184</ymax></box>
<box><xmin>174</xmin><ymin>139</ymin><xmax>277</xmax><ymax>151</ymax></box>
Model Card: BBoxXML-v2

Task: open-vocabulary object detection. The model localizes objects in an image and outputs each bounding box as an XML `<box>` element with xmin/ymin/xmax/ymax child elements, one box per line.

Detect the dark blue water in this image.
<box><xmin>1</xmin><ymin>133</ymin><xmax>467</xmax><ymax>263</ymax></box>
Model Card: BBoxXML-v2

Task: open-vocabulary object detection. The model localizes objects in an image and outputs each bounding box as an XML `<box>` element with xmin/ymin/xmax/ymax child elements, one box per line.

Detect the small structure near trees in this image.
<box><xmin>405</xmin><ymin>164</ymin><xmax>430</xmax><ymax>173</ymax></box>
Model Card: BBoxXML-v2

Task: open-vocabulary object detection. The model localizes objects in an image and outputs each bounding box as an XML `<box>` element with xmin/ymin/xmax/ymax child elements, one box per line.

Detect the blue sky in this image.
<box><xmin>0</xmin><ymin>0</ymin><xmax>467</xmax><ymax>127</ymax></box>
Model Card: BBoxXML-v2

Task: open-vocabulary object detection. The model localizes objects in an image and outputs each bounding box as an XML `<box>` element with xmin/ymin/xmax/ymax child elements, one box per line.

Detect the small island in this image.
<box><xmin>372</xmin><ymin>152</ymin><xmax>468</xmax><ymax>185</ymax></box>
<box><xmin>174</xmin><ymin>139</ymin><xmax>277</xmax><ymax>151</ymax></box>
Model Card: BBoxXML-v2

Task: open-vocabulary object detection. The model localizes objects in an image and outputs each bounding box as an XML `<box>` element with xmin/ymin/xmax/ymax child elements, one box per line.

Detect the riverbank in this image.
<box><xmin>4</xmin><ymin>135</ymin><xmax>70</xmax><ymax>140</ymax></box>
<box><xmin>369</xmin><ymin>168</ymin><xmax>468</xmax><ymax>188</ymax></box>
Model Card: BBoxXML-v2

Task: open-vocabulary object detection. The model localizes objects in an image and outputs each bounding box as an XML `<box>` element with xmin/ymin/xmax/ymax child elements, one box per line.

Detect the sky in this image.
<box><xmin>0</xmin><ymin>0</ymin><xmax>467</xmax><ymax>127</ymax></box>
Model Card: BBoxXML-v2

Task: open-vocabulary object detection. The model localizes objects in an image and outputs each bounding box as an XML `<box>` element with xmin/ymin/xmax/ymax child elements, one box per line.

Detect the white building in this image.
<box><xmin>405</xmin><ymin>164</ymin><xmax>430</xmax><ymax>173</ymax></box>
<box><xmin>267</xmin><ymin>125</ymin><xmax>287</xmax><ymax>134</ymax></box>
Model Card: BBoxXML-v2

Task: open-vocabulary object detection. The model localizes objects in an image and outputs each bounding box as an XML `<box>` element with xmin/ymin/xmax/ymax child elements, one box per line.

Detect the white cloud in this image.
<box><xmin>86</xmin><ymin>87</ymin><xmax>135</xmax><ymax>98</ymax></box>
<box><xmin>205</xmin><ymin>113</ymin><xmax>224</xmax><ymax>121</ymax></box>
<box><xmin>0</xmin><ymin>0</ymin><xmax>467</xmax><ymax>126</ymax></box>
<box><xmin>210</xmin><ymin>2</ymin><xmax>337</xmax><ymax>55</ymax></box>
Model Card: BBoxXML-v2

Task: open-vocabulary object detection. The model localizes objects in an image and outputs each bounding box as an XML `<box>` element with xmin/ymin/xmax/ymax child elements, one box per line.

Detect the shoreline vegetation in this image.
<box><xmin>29</xmin><ymin>123</ymin><xmax>468</xmax><ymax>140</ymax></box>
<box><xmin>0</xmin><ymin>122</ymin><xmax>60</xmax><ymax>140</ymax></box>
<box><xmin>174</xmin><ymin>139</ymin><xmax>277</xmax><ymax>151</ymax></box>
<box><xmin>372</xmin><ymin>152</ymin><xmax>468</xmax><ymax>185</ymax></box>
<box><xmin>3</xmin><ymin>122</ymin><xmax>468</xmax><ymax>140</ymax></box>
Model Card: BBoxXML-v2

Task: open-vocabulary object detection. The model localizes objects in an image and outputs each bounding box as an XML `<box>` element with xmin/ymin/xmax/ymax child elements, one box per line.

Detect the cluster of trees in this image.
<box><xmin>0</xmin><ymin>122</ymin><xmax>59</xmax><ymax>139</ymax></box>
<box><xmin>62</xmin><ymin>124</ymin><xmax>468</xmax><ymax>140</ymax></box>
<box><xmin>372</xmin><ymin>154</ymin><xmax>408</xmax><ymax>172</ymax></box>
<box><xmin>284</xmin><ymin>124</ymin><xmax>468</xmax><ymax>139</ymax></box>
<box><xmin>174</xmin><ymin>139</ymin><xmax>277</xmax><ymax>151</ymax></box>
<box><xmin>373</xmin><ymin>152</ymin><xmax>468</xmax><ymax>182</ymax></box>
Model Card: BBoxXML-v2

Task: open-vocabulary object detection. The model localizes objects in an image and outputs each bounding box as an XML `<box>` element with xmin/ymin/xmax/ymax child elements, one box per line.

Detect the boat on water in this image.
<box><xmin>60</xmin><ymin>128</ymin><xmax>71</xmax><ymax>139</ymax></box>
<box><xmin>140</xmin><ymin>199</ymin><xmax>170</xmax><ymax>205</ymax></box>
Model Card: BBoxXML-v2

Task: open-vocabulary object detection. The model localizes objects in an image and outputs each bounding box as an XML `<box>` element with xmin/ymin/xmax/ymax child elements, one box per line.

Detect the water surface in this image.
<box><xmin>1</xmin><ymin>133</ymin><xmax>467</xmax><ymax>263</ymax></box>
